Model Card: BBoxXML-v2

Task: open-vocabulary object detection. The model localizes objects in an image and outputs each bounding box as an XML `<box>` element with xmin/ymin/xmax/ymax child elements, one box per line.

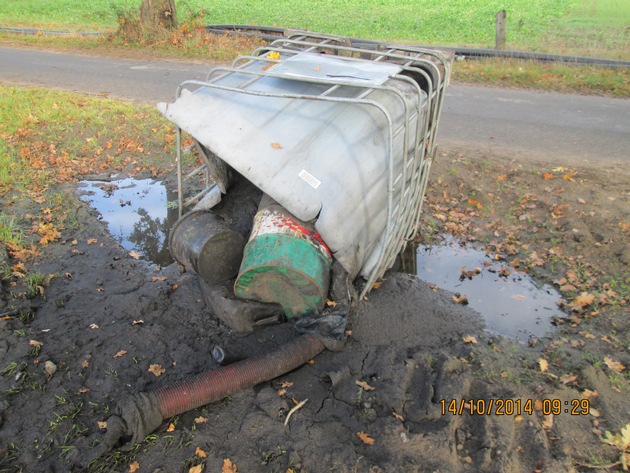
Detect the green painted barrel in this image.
<box><xmin>234</xmin><ymin>199</ymin><xmax>331</xmax><ymax>319</ymax></box>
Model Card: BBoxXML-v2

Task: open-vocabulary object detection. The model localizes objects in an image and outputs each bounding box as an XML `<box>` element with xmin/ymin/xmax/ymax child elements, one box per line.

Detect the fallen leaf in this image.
<box><xmin>132</xmin><ymin>320</ymin><xmax>144</xmax><ymax>325</ymax></box>
<box><xmin>194</xmin><ymin>447</ymin><xmax>207</xmax><ymax>459</ymax></box>
<box><xmin>87</xmin><ymin>238</ymin><xmax>98</xmax><ymax>245</ymax></box>
<box><xmin>462</xmin><ymin>335</ymin><xmax>478</xmax><ymax>345</ymax></box>
<box><xmin>604</xmin><ymin>357</ymin><xmax>625</xmax><ymax>373</ymax></box>
<box><xmin>559</xmin><ymin>373</ymin><xmax>577</xmax><ymax>385</ymax></box>
<box><xmin>590</xmin><ymin>408</ymin><xmax>601</xmax><ymax>417</ymax></box>
<box><xmin>166</xmin><ymin>423</ymin><xmax>176</xmax><ymax>432</ymax></box>
<box><xmin>277</xmin><ymin>388</ymin><xmax>287</xmax><ymax>396</ymax></box>
<box><xmin>563</xmin><ymin>169</ymin><xmax>576</xmax><ymax>181</ymax></box>
<box><xmin>570</xmin><ymin>292</ymin><xmax>595</xmax><ymax>310</ymax></box>
<box><xmin>542</xmin><ymin>413</ymin><xmax>554</xmax><ymax>430</ymax></box>
<box><xmin>222</xmin><ymin>458</ymin><xmax>238</xmax><ymax>473</ymax></box>
<box><xmin>452</xmin><ymin>293</ymin><xmax>468</xmax><ymax>304</ymax></box>
<box><xmin>79</xmin><ymin>387</ymin><xmax>91</xmax><ymax>394</ymax></box>
<box><xmin>392</xmin><ymin>411</ymin><xmax>405</xmax><ymax>422</ymax></box>
<box><xmin>325</xmin><ymin>299</ymin><xmax>337</xmax><ymax>307</ymax></box>
<box><xmin>129</xmin><ymin>461</ymin><xmax>140</xmax><ymax>473</ymax></box>
<box><xmin>539</xmin><ymin>358</ymin><xmax>549</xmax><ymax>373</ymax></box>
<box><xmin>151</xmin><ymin>276</ymin><xmax>167</xmax><ymax>282</ymax></box>
<box><xmin>89</xmin><ymin>323</ymin><xmax>99</xmax><ymax>329</ymax></box>
<box><xmin>543</xmin><ymin>172</ymin><xmax>554</xmax><ymax>180</ymax></box>
<box><xmin>81</xmin><ymin>359</ymin><xmax>90</xmax><ymax>369</ymax></box>
<box><xmin>113</xmin><ymin>350</ymin><xmax>128</xmax><ymax>358</ymax></box>
<box><xmin>356</xmin><ymin>380</ymin><xmax>376</xmax><ymax>391</ymax></box>
<box><xmin>29</xmin><ymin>340</ymin><xmax>44</xmax><ymax>348</ymax></box>
<box><xmin>44</xmin><ymin>360</ymin><xmax>57</xmax><ymax>378</ymax></box>
<box><xmin>281</xmin><ymin>381</ymin><xmax>294</xmax><ymax>388</ymax></box>
<box><xmin>148</xmin><ymin>364</ymin><xmax>166</xmax><ymax>376</ymax></box>
<box><xmin>189</xmin><ymin>465</ymin><xmax>203</xmax><ymax>473</ymax></box>
<box><xmin>512</xmin><ymin>294</ymin><xmax>526</xmax><ymax>301</ymax></box>
<box><xmin>271</xmin><ymin>142</ymin><xmax>283</xmax><ymax>150</ymax></box>
<box><xmin>497</xmin><ymin>174</ymin><xmax>507</xmax><ymax>181</ymax></box>
<box><xmin>128</xmin><ymin>250</ymin><xmax>141</xmax><ymax>259</ymax></box>
<box><xmin>357</xmin><ymin>431</ymin><xmax>375</xmax><ymax>445</ymax></box>
<box><xmin>194</xmin><ymin>416</ymin><xmax>208</xmax><ymax>424</ymax></box>
<box><xmin>582</xmin><ymin>389</ymin><xmax>598</xmax><ymax>399</ymax></box>
<box><xmin>97</xmin><ymin>421</ymin><xmax>107</xmax><ymax>429</ymax></box>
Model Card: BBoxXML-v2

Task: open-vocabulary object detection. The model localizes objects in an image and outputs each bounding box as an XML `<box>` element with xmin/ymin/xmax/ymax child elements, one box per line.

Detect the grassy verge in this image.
<box><xmin>0</xmin><ymin>0</ymin><xmax>628</xmax><ymax>57</ymax></box>
<box><xmin>0</xmin><ymin>86</ymin><xmax>177</xmax><ymax>283</ymax></box>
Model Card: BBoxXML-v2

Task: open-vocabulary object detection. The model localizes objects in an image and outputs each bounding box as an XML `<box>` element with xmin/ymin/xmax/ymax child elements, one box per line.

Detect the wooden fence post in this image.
<box><xmin>496</xmin><ymin>10</ymin><xmax>507</xmax><ymax>49</ymax></box>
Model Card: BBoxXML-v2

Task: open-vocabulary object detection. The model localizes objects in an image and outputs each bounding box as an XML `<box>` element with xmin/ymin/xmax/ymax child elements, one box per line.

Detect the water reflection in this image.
<box><xmin>79</xmin><ymin>178</ymin><xmax>179</xmax><ymax>266</ymax></box>
<box><xmin>399</xmin><ymin>236</ymin><xmax>564</xmax><ymax>341</ymax></box>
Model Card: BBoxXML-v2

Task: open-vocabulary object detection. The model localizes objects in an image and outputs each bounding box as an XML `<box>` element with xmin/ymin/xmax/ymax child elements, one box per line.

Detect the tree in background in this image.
<box><xmin>139</xmin><ymin>0</ymin><xmax>177</xmax><ymax>29</ymax></box>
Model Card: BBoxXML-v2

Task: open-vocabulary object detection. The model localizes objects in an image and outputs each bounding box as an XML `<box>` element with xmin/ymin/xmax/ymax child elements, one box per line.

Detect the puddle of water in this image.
<box><xmin>401</xmin><ymin>236</ymin><xmax>564</xmax><ymax>341</ymax></box>
<box><xmin>79</xmin><ymin>177</ymin><xmax>179</xmax><ymax>266</ymax></box>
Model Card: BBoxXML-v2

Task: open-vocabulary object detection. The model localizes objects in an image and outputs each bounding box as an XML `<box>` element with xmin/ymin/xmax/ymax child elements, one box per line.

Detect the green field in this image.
<box><xmin>1</xmin><ymin>0</ymin><xmax>628</xmax><ymax>55</ymax></box>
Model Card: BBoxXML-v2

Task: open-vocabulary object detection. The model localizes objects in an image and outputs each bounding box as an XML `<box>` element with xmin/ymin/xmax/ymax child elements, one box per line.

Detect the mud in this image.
<box><xmin>0</xmin><ymin>146</ymin><xmax>629</xmax><ymax>473</ymax></box>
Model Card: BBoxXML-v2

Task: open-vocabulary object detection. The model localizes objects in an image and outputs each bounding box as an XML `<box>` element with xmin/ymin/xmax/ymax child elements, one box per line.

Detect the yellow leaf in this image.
<box><xmin>357</xmin><ymin>431</ymin><xmax>375</xmax><ymax>445</ymax></box>
<box><xmin>559</xmin><ymin>373</ymin><xmax>577</xmax><ymax>385</ymax></box>
<box><xmin>277</xmin><ymin>389</ymin><xmax>287</xmax><ymax>396</ymax></box>
<box><xmin>166</xmin><ymin>423</ymin><xmax>176</xmax><ymax>432</ymax></box>
<box><xmin>372</xmin><ymin>281</ymin><xmax>382</xmax><ymax>289</ymax></box>
<box><xmin>189</xmin><ymin>465</ymin><xmax>203</xmax><ymax>473</ymax></box>
<box><xmin>148</xmin><ymin>364</ymin><xmax>166</xmax><ymax>376</ymax></box>
<box><xmin>29</xmin><ymin>340</ymin><xmax>44</xmax><ymax>348</ymax></box>
<box><xmin>497</xmin><ymin>174</ymin><xmax>507</xmax><ymax>181</ymax></box>
<box><xmin>462</xmin><ymin>335</ymin><xmax>478</xmax><ymax>344</ymax></box>
<box><xmin>195</xmin><ymin>447</ymin><xmax>207</xmax><ymax>458</ymax></box>
<box><xmin>543</xmin><ymin>172</ymin><xmax>554</xmax><ymax>180</ymax></box>
<box><xmin>452</xmin><ymin>293</ymin><xmax>468</xmax><ymax>304</ymax></box>
<box><xmin>129</xmin><ymin>461</ymin><xmax>140</xmax><ymax>473</ymax></box>
<box><xmin>113</xmin><ymin>350</ymin><xmax>128</xmax><ymax>358</ymax></box>
<box><xmin>87</xmin><ymin>238</ymin><xmax>98</xmax><ymax>245</ymax></box>
<box><xmin>539</xmin><ymin>358</ymin><xmax>549</xmax><ymax>373</ymax></box>
<box><xmin>194</xmin><ymin>416</ymin><xmax>209</xmax><ymax>424</ymax></box>
<box><xmin>281</xmin><ymin>381</ymin><xmax>293</xmax><ymax>388</ymax></box>
<box><xmin>582</xmin><ymin>389</ymin><xmax>598</xmax><ymax>399</ymax></box>
<box><xmin>266</xmin><ymin>51</ymin><xmax>281</xmax><ymax>60</ymax></box>
<box><xmin>222</xmin><ymin>458</ymin><xmax>238</xmax><ymax>473</ymax></box>
<box><xmin>604</xmin><ymin>357</ymin><xmax>625</xmax><ymax>373</ymax></box>
<box><xmin>128</xmin><ymin>250</ymin><xmax>141</xmax><ymax>259</ymax></box>
<box><xmin>325</xmin><ymin>299</ymin><xmax>337</xmax><ymax>307</ymax></box>
<box><xmin>355</xmin><ymin>380</ymin><xmax>376</xmax><ymax>391</ymax></box>
<box><xmin>97</xmin><ymin>421</ymin><xmax>107</xmax><ymax>429</ymax></box>
<box><xmin>563</xmin><ymin>169</ymin><xmax>576</xmax><ymax>181</ymax></box>
<box><xmin>270</xmin><ymin>142</ymin><xmax>283</xmax><ymax>150</ymax></box>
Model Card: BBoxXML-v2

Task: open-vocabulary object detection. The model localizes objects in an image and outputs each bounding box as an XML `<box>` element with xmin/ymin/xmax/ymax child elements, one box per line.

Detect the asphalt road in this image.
<box><xmin>1</xmin><ymin>46</ymin><xmax>628</xmax><ymax>164</ymax></box>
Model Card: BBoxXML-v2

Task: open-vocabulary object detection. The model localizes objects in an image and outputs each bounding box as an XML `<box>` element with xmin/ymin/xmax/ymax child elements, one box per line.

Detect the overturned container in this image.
<box><xmin>160</xmin><ymin>31</ymin><xmax>452</xmax><ymax>305</ymax></box>
<box><xmin>235</xmin><ymin>194</ymin><xmax>332</xmax><ymax>319</ymax></box>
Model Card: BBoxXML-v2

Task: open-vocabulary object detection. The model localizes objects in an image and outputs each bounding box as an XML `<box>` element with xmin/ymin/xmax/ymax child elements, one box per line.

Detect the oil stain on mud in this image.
<box><xmin>79</xmin><ymin>177</ymin><xmax>178</xmax><ymax>266</ymax></box>
<box><xmin>403</xmin><ymin>236</ymin><xmax>565</xmax><ymax>341</ymax></box>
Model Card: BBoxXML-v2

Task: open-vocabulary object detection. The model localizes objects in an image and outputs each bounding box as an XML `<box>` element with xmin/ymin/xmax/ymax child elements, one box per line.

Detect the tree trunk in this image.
<box><xmin>140</xmin><ymin>0</ymin><xmax>177</xmax><ymax>29</ymax></box>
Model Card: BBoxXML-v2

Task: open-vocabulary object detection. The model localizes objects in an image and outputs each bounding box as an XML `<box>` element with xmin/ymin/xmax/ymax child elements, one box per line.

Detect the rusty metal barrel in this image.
<box><xmin>169</xmin><ymin>210</ymin><xmax>245</xmax><ymax>283</ymax></box>
<box><xmin>235</xmin><ymin>195</ymin><xmax>332</xmax><ymax>319</ymax></box>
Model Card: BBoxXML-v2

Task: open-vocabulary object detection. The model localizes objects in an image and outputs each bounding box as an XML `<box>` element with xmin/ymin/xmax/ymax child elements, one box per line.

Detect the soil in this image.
<box><xmin>1</xmin><ymin>141</ymin><xmax>629</xmax><ymax>470</ymax></box>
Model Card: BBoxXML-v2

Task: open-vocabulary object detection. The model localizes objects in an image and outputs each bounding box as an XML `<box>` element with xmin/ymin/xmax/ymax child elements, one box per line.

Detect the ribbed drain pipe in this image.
<box><xmin>154</xmin><ymin>333</ymin><xmax>325</xmax><ymax>417</ymax></box>
<box><xmin>93</xmin><ymin>334</ymin><xmax>325</xmax><ymax>456</ymax></box>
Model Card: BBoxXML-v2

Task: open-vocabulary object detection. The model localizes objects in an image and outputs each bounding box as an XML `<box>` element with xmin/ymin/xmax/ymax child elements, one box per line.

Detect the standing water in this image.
<box><xmin>79</xmin><ymin>178</ymin><xmax>179</xmax><ymax>266</ymax></box>
<box><xmin>402</xmin><ymin>236</ymin><xmax>564</xmax><ymax>341</ymax></box>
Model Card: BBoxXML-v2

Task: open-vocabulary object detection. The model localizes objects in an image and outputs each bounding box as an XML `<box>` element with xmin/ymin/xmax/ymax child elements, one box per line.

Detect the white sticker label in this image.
<box><xmin>298</xmin><ymin>169</ymin><xmax>321</xmax><ymax>189</ymax></box>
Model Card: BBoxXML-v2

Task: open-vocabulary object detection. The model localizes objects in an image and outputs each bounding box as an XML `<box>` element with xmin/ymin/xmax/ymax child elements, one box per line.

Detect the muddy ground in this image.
<box><xmin>0</xmin><ymin>141</ymin><xmax>629</xmax><ymax>473</ymax></box>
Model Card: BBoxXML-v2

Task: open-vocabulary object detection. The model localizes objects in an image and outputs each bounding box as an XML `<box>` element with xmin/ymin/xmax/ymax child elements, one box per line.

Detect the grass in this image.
<box><xmin>0</xmin><ymin>0</ymin><xmax>628</xmax><ymax>57</ymax></box>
